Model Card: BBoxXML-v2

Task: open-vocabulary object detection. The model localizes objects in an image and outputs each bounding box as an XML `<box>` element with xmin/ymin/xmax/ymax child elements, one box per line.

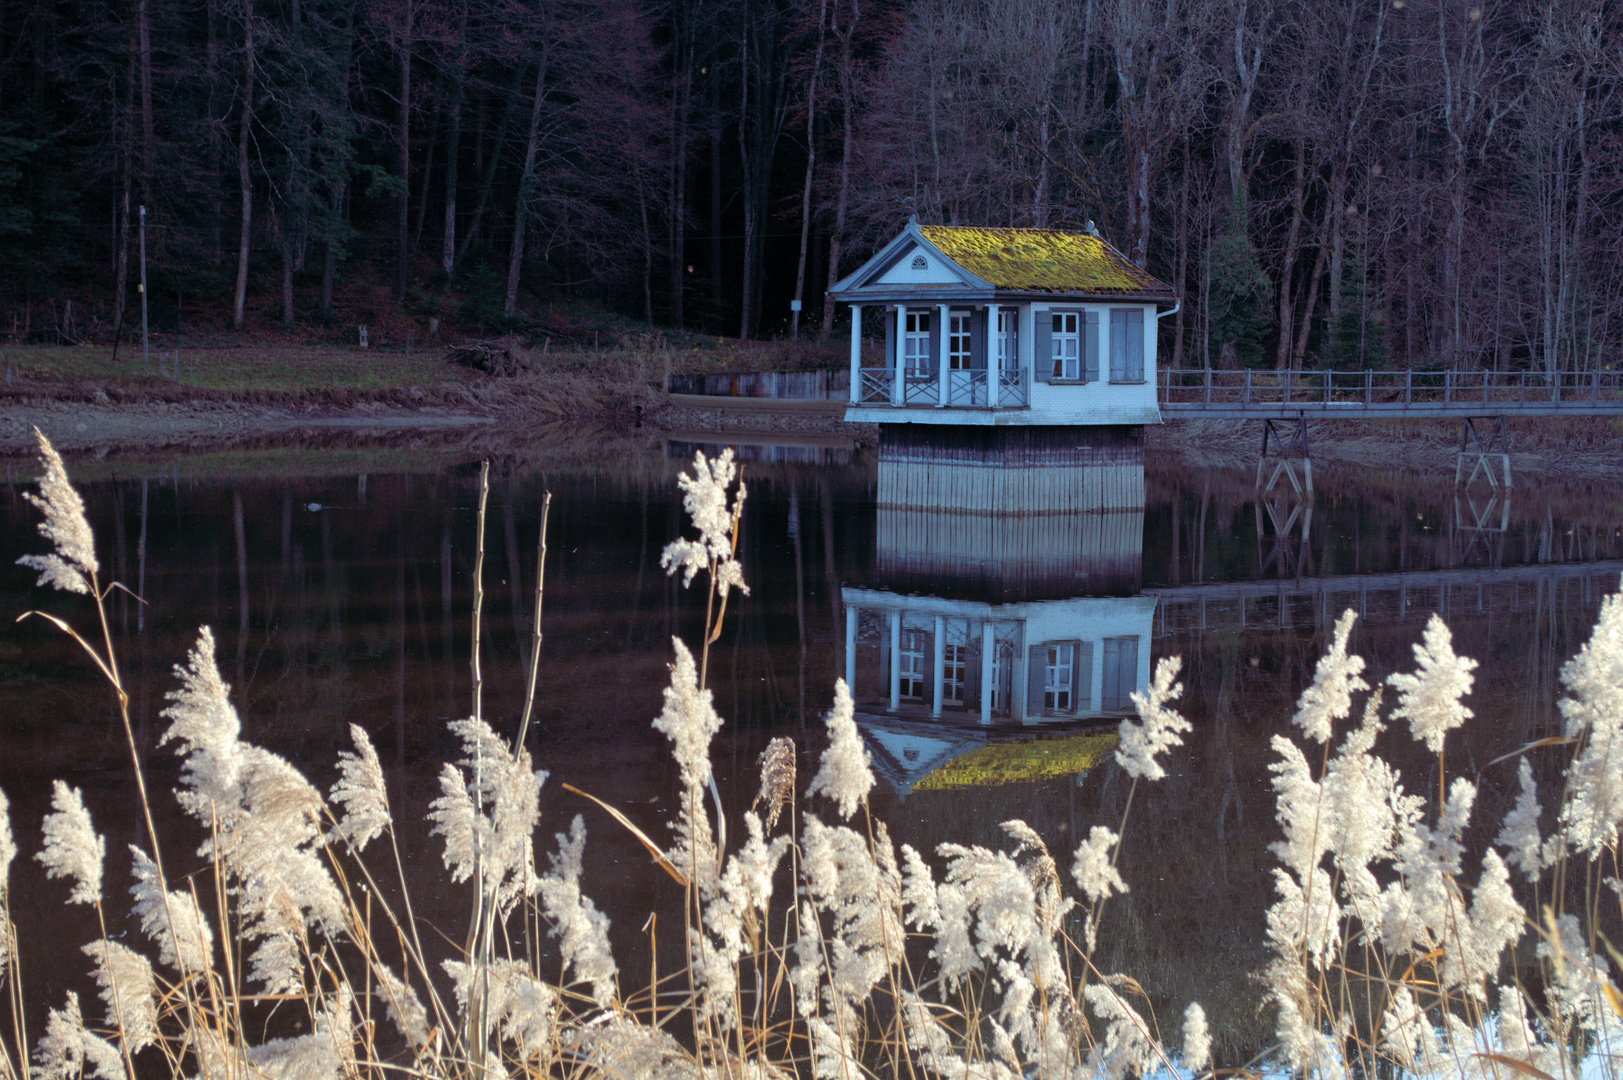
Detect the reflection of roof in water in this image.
<box><xmin>859</xmin><ymin>717</ymin><xmax>1120</xmax><ymax>798</ymax></box>
<box><xmin>914</xmin><ymin>732</ymin><xmax>1119</xmax><ymax>790</ymax></box>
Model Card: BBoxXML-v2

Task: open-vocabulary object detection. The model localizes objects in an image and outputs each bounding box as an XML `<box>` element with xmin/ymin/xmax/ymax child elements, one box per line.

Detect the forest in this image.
<box><xmin>0</xmin><ymin>0</ymin><xmax>1617</xmax><ymax>370</ymax></box>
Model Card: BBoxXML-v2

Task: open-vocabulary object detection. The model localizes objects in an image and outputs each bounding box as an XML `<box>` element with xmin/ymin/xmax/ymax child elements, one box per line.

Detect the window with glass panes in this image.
<box><xmin>943</xmin><ymin>643</ymin><xmax>967</xmax><ymax>703</ymax></box>
<box><xmin>1051</xmin><ymin>312</ymin><xmax>1080</xmax><ymax>380</ymax></box>
<box><xmin>1044</xmin><ymin>643</ymin><xmax>1076</xmax><ymax>711</ymax></box>
<box><xmin>900</xmin><ymin>629</ymin><xmax>927</xmax><ymax>699</ymax></box>
<box><xmin>904</xmin><ymin>311</ymin><xmax>931</xmax><ymax>378</ymax></box>
<box><xmin>949</xmin><ymin>314</ymin><xmax>971</xmax><ymax>370</ymax></box>
<box><xmin>996</xmin><ymin>310</ymin><xmax>1018</xmax><ymax>371</ymax></box>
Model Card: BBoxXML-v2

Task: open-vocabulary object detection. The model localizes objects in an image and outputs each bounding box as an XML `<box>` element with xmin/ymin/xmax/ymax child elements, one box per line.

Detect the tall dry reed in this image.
<box><xmin>3</xmin><ymin>433</ymin><xmax>1623</xmax><ymax>1080</ymax></box>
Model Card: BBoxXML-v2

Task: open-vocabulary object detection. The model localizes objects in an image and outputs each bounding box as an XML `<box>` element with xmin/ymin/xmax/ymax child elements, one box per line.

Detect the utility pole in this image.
<box><xmin>139</xmin><ymin>204</ymin><xmax>150</xmax><ymax>370</ymax></box>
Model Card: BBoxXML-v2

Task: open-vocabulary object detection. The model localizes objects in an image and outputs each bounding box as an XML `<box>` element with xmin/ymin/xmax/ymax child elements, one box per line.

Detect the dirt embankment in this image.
<box><xmin>2</xmin><ymin>368</ymin><xmax>1617</xmax><ymax>482</ymax></box>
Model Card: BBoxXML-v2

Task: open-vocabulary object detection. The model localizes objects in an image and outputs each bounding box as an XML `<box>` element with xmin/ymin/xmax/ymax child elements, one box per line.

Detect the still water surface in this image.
<box><xmin>2</xmin><ymin>438</ymin><xmax>1620</xmax><ymax>1061</ymax></box>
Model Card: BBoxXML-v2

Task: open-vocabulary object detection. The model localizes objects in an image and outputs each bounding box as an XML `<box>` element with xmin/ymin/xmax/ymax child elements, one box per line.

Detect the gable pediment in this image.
<box><xmin>872</xmin><ymin>243</ymin><xmax>973</xmax><ymax>286</ymax></box>
<box><xmin>829</xmin><ymin>223</ymin><xmax>992</xmax><ymax>296</ymax></box>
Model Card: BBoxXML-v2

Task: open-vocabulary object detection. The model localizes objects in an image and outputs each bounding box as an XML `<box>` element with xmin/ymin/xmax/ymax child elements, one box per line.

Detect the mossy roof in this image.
<box><xmin>919</xmin><ymin>226</ymin><xmax>1172</xmax><ymax>296</ymax></box>
<box><xmin>914</xmin><ymin>732</ymin><xmax>1119</xmax><ymax>790</ymax></box>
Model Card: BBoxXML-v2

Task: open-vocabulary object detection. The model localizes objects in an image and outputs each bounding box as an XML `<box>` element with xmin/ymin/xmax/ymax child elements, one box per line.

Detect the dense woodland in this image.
<box><xmin>0</xmin><ymin>0</ymin><xmax>1618</xmax><ymax>369</ymax></box>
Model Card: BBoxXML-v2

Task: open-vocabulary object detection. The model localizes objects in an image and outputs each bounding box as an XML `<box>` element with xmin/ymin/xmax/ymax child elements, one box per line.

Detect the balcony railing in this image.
<box><xmin>854</xmin><ymin>367</ymin><xmax>1031</xmax><ymax>409</ymax></box>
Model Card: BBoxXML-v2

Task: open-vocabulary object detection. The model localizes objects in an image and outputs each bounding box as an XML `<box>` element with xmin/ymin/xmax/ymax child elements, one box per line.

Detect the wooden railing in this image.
<box><xmin>855</xmin><ymin>366</ymin><xmax>1032</xmax><ymax>409</ymax></box>
<box><xmin>1158</xmin><ymin>368</ymin><xmax>1623</xmax><ymax>417</ymax></box>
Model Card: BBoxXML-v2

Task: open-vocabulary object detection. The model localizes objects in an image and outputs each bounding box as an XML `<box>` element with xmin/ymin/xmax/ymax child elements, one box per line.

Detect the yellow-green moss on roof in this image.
<box><xmin>914</xmin><ymin>732</ymin><xmax>1119</xmax><ymax>791</ymax></box>
<box><xmin>919</xmin><ymin>226</ymin><xmax>1171</xmax><ymax>295</ymax></box>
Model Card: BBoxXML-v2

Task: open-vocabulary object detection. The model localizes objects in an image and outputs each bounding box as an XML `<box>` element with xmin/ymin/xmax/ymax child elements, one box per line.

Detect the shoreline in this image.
<box><xmin>4</xmin><ymin>385</ymin><xmax>1621</xmax><ymax>483</ymax></box>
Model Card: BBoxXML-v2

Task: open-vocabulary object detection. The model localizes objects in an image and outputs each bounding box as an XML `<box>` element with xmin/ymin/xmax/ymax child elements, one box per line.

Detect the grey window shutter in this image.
<box><xmin>1084</xmin><ymin>311</ymin><xmax>1101</xmax><ymax>383</ymax></box>
<box><xmin>1102</xmin><ymin>638</ymin><xmax>1118</xmax><ymax>709</ymax></box>
<box><xmin>1076</xmin><ymin>640</ymin><xmax>1094</xmax><ymax>710</ymax></box>
<box><xmin>1110</xmin><ymin>309</ymin><xmax>1127</xmax><ymax>382</ymax></box>
<box><xmin>1126</xmin><ymin>309</ymin><xmax>1144</xmax><ymax>381</ymax></box>
<box><xmin>884</xmin><ymin>309</ymin><xmax>895</xmax><ymax>371</ymax></box>
<box><xmin>1102</xmin><ymin>636</ymin><xmax>1138</xmax><ymax>710</ymax></box>
<box><xmin>1033</xmin><ymin>315</ymin><xmax>1052</xmax><ymax>382</ymax></box>
<box><xmin>970</xmin><ymin>309</ymin><xmax>987</xmax><ymax>369</ymax></box>
<box><xmin>922</xmin><ymin>633</ymin><xmax>935</xmax><ymax>703</ymax></box>
<box><xmin>1027</xmin><ymin>645</ymin><xmax>1046</xmax><ymax>714</ymax></box>
<box><xmin>927</xmin><ymin>311</ymin><xmax>942</xmax><ymax>378</ymax></box>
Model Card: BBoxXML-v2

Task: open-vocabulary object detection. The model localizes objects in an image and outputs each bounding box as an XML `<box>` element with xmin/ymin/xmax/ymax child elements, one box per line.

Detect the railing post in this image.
<box><xmin>1483</xmin><ymin>368</ymin><xmax>1488</xmax><ymax>405</ymax></box>
<box><xmin>1405</xmin><ymin>370</ymin><xmax>1412</xmax><ymax>406</ymax></box>
<box><xmin>1593</xmin><ymin>369</ymin><xmax>1599</xmax><ymax>404</ymax></box>
<box><xmin>1365</xmin><ymin>369</ymin><xmax>1372</xmax><ymax>406</ymax></box>
<box><xmin>1324</xmin><ymin>369</ymin><xmax>1331</xmax><ymax>405</ymax></box>
<box><xmin>1283</xmin><ymin>368</ymin><xmax>1291</xmax><ymax>405</ymax></box>
<box><xmin>1245</xmin><ymin>369</ymin><xmax>1252</xmax><ymax>407</ymax></box>
<box><xmin>1444</xmin><ymin>369</ymin><xmax>1451</xmax><ymax>405</ymax></box>
<box><xmin>937</xmin><ymin>303</ymin><xmax>950</xmax><ymax>407</ymax></box>
<box><xmin>1204</xmin><ymin>366</ymin><xmax>1211</xmax><ymax>405</ymax></box>
<box><xmin>1553</xmin><ymin>370</ymin><xmax>1560</xmax><ymax>404</ymax></box>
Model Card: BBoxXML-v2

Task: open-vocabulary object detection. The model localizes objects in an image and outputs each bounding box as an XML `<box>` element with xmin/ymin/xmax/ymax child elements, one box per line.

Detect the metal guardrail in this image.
<box><xmin>1158</xmin><ymin>368</ymin><xmax>1623</xmax><ymax>418</ymax></box>
<box><xmin>1146</xmin><ymin>560</ymin><xmax>1623</xmax><ymax>638</ymax></box>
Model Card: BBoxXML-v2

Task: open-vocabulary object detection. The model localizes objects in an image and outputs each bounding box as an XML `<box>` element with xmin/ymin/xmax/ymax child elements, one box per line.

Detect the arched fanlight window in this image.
<box><xmin>910</xmin><ymin>255</ymin><xmax>928</xmax><ymax>271</ymax></box>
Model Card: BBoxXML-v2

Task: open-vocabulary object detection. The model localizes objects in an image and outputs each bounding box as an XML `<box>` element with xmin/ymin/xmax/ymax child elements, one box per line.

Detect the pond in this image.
<box><xmin>1</xmin><ymin>431</ymin><xmax>1619</xmax><ymax>1064</ymax></box>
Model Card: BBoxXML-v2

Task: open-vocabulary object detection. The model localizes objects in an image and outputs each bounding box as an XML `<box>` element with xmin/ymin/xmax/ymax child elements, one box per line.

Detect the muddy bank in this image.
<box><xmin>2</xmin><ymin>377</ymin><xmax>1618</xmax><ymax>484</ymax></box>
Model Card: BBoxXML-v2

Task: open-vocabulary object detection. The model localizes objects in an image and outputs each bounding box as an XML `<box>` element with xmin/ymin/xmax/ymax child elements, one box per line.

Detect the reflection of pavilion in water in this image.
<box><xmin>842</xmin><ymin>426</ymin><xmax>1152</xmax><ymax>728</ymax></box>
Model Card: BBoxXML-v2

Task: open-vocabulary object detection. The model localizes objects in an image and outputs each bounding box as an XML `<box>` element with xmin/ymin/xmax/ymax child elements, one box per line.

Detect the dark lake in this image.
<box><xmin>2</xmin><ymin>431</ymin><xmax>1619</xmax><ymax>1062</ymax></box>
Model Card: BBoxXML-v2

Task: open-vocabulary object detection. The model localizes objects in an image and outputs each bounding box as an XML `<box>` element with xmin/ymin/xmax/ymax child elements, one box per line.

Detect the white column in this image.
<box><xmin>848</xmin><ymin>304</ymin><xmax>862</xmax><ymax>405</ymax></box>
<box><xmin>845</xmin><ymin>605</ymin><xmax>857</xmax><ymax>692</ymax></box>
<box><xmin>987</xmin><ymin>303</ymin><xmax>1000</xmax><ymax>409</ymax></box>
<box><xmin>888</xmin><ymin>610</ymin><xmax>901</xmax><ymax>711</ymax></box>
<box><xmin>932</xmin><ymin>615</ymin><xmax>945</xmax><ymax>716</ymax></box>
<box><xmin>891</xmin><ymin>306</ymin><xmax>905</xmax><ymax>406</ymax></box>
<box><xmin>980</xmin><ymin>622</ymin><xmax>994</xmax><ymax>725</ymax></box>
<box><xmin>936</xmin><ymin>303</ymin><xmax>950</xmax><ymax>407</ymax></box>
<box><xmin>1013</xmin><ymin>633</ymin><xmax>1028</xmax><ymax>723</ymax></box>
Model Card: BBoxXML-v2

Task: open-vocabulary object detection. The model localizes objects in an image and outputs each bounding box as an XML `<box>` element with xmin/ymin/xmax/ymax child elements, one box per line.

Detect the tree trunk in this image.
<box><xmin>137</xmin><ymin>0</ymin><xmax>153</xmax><ymax>201</ymax></box>
<box><xmin>440</xmin><ymin>0</ymin><xmax>466</xmax><ymax>275</ymax></box>
<box><xmin>395</xmin><ymin>2</ymin><xmax>411</xmax><ymax>301</ymax></box>
<box><xmin>666</xmin><ymin>43</ymin><xmax>690</xmax><ymax>329</ymax></box>
<box><xmin>231</xmin><ymin>0</ymin><xmax>254</xmax><ymax>331</ymax></box>
<box><xmin>792</xmin><ymin>0</ymin><xmax>827</xmax><ymax>339</ymax></box>
<box><xmin>1273</xmin><ymin>137</ymin><xmax>1307</xmax><ymax>369</ymax></box>
<box><xmin>114</xmin><ymin>34</ymin><xmax>133</xmax><ymax>337</ymax></box>
<box><xmin>206</xmin><ymin>0</ymin><xmax>222</xmax><ymax>264</ymax></box>
<box><xmin>456</xmin><ymin>65</ymin><xmax>526</xmax><ymax>270</ymax></box>
<box><xmin>819</xmin><ymin>0</ymin><xmax>856</xmax><ymax>339</ymax></box>
<box><xmin>503</xmin><ymin>57</ymin><xmax>547</xmax><ymax>317</ymax></box>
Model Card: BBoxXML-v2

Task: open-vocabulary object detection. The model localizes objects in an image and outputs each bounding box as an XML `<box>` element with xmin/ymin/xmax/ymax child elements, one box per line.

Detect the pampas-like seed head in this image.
<box><xmin>654</xmin><ymin>638</ymin><xmax>724</xmax><ymax>791</ymax></box>
<box><xmin>1182</xmin><ymin>1002</ymin><xmax>1211</xmax><ymax>1075</ymax></box>
<box><xmin>1116</xmin><ymin>657</ymin><xmax>1190</xmax><ymax>782</ymax></box>
<box><xmin>37</xmin><ymin>991</ymin><xmax>124</xmax><ymax>1080</ymax></box>
<box><xmin>754</xmin><ymin>737</ymin><xmax>796</xmax><ymax>832</ymax></box>
<box><xmin>128</xmin><ymin>846</ymin><xmax>214</xmax><ymax>973</ymax></box>
<box><xmin>83</xmin><ymin>940</ymin><xmax>158</xmax><ymax>1052</ymax></box>
<box><xmin>660</xmin><ymin>449</ymin><xmax>749</xmax><ymax>599</ymax></box>
<box><xmin>37</xmin><ymin>781</ymin><xmax>103</xmax><ymax>905</ymax></box>
<box><xmin>1291</xmin><ymin>610</ymin><xmax>1368</xmax><ymax>744</ymax></box>
<box><xmin>17</xmin><ymin>428</ymin><xmax>98</xmax><ymax>595</ymax></box>
<box><xmin>1388</xmin><ymin>613</ymin><xmax>1477</xmax><ymax>754</ymax></box>
<box><xmin>330</xmin><ymin>724</ymin><xmax>390</xmax><ymax>850</ymax></box>
<box><xmin>806</xmin><ymin>680</ymin><xmax>870</xmax><ymax>820</ymax></box>
<box><xmin>1071</xmin><ymin>825</ymin><xmax>1127</xmax><ymax>905</ymax></box>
